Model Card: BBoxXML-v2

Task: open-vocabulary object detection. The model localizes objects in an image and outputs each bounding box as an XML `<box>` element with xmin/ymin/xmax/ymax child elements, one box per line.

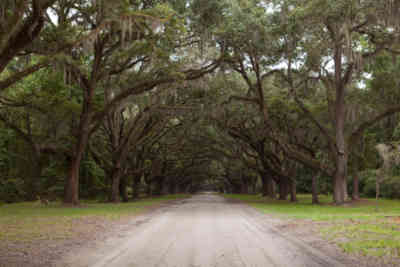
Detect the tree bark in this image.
<box><xmin>333</xmin><ymin>167</ymin><xmax>346</xmax><ymax>205</ymax></box>
<box><xmin>153</xmin><ymin>176</ymin><xmax>165</xmax><ymax>196</ymax></box>
<box><xmin>169</xmin><ymin>181</ymin><xmax>177</xmax><ymax>194</ymax></box>
<box><xmin>290</xmin><ymin>179</ymin><xmax>297</xmax><ymax>202</ymax></box>
<box><xmin>64</xmin><ymin>155</ymin><xmax>81</xmax><ymax>205</ymax></box>
<box><xmin>312</xmin><ymin>172</ymin><xmax>319</xmax><ymax>204</ymax></box>
<box><xmin>278</xmin><ymin>177</ymin><xmax>289</xmax><ymax>200</ymax></box>
<box><xmin>352</xmin><ymin>171</ymin><xmax>360</xmax><ymax>200</ymax></box>
<box><xmin>64</xmin><ymin>93</ymin><xmax>93</xmax><ymax>205</ymax></box>
<box><xmin>331</xmin><ymin>36</ymin><xmax>351</xmax><ymax>205</ymax></box>
<box><xmin>261</xmin><ymin>175</ymin><xmax>275</xmax><ymax>198</ymax></box>
<box><xmin>241</xmin><ymin>178</ymin><xmax>249</xmax><ymax>194</ymax></box>
<box><xmin>376</xmin><ymin>173</ymin><xmax>381</xmax><ymax>200</ymax></box>
<box><xmin>119</xmin><ymin>176</ymin><xmax>128</xmax><ymax>202</ymax></box>
<box><xmin>261</xmin><ymin>175</ymin><xmax>268</xmax><ymax>197</ymax></box>
<box><xmin>132</xmin><ymin>174</ymin><xmax>141</xmax><ymax>199</ymax></box>
<box><xmin>110</xmin><ymin>169</ymin><xmax>122</xmax><ymax>203</ymax></box>
<box><xmin>268</xmin><ymin>179</ymin><xmax>275</xmax><ymax>198</ymax></box>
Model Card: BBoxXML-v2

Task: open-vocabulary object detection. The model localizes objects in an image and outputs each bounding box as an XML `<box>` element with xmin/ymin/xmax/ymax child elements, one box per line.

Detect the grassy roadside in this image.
<box><xmin>224</xmin><ymin>194</ymin><xmax>400</xmax><ymax>259</ymax></box>
<box><xmin>0</xmin><ymin>194</ymin><xmax>190</xmax><ymax>242</ymax></box>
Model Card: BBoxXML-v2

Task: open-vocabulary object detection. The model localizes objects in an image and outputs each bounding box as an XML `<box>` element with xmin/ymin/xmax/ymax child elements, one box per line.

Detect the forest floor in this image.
<box><xmin>224</xmin><ymin>194</ymin><xmax>400</xmax><ymax>266</ymax></box>
<box><xmin>0</xmin><ymin>194</ymin><xmax>189</xmax><ymax>267</ymax></box>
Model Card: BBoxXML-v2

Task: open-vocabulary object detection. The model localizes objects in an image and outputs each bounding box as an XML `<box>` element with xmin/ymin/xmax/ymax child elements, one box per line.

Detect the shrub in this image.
<box><xmin>361</xmin><ymin>169</ymin><xmax>400</xmax><ymax>199</ymax></box>
<box><xmin>0</xmin><ymin>178</ymin><xmax>26</xmax><ymax>203</ymax></box>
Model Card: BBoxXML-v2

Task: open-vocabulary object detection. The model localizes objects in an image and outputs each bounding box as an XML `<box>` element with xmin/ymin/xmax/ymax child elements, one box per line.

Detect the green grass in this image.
<box><xmin>0</xmin><ymin>194</ymin><xmax>189</xmax><ymax>242</ymax></box>
<box><xmin>224</xmin><ymin>194</ymin><xmax>400</xmax><ymax>258</ymax></box>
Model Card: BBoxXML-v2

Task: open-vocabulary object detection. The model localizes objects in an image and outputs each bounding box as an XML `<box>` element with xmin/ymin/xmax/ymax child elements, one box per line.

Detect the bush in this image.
<box><xmin>0</xmin><ymin>178</ymin><xmax>26</xmax><ymax>203</ymax></box>
<box><xmin>361</xmin><ymin>169</ymin><xmax>400</xmax><ymax>199</ymax></box>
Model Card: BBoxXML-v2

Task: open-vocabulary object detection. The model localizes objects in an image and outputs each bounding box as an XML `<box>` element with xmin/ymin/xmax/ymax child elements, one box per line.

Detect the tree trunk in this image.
<box><xmin>119</xmin><ymin>176</ymin><xmax>128</xmax><ymax>202</ymax></box>
<box><xmin>262</xmin><ymin>175</ymin><xmax>275</xmax><ymax>199</ymax></box>
<box><xmin>169</xmin><ymin>180</ymin><xmax>177</xmax><ymax>194</ymax></box>
<box><xmin>153</xmin><ymin>176</ymin><xmax>165</xmax><ymax>196</ymax></box>
<box><xmin>252</xmin><ymin>178</ymin><xmax>257</xmax><ymax>194</ymax></box>
<box><xmin>261</xmin><ymin>175</ymin><xmax>268</xmax><ymax>196</ymax></box>
<box><xmin>146</xmin><ymin>183</ymin><xmax>152</xmax><ymax>196</ymax></box>
<box><xmin>241</xmin><ymin>179</ymin><xmax>249</xmax><ymax>194</ymax></box>
<box><xmin>110</xmin><ymin>170</ymin><xmax>121</xmax><ymax>203</ymax></box>
<box><xmin>352</xmin><ymin>171</ymin><xmax>360</xmax><ymax>200</ymax></box>
<box><xmin>312</xmin><ymin>173</ymin><xmax>319</xmax><ymax>204</ymax></box>
<box><xmin>178</xmin><ymin>183</ymin><xmax>187</xmax><ymax>194</ymax></box>
<box><xmin>278</xmin><ymin>177</ymin><xmax>289</xmax><ymax>200</ymax></box>
<box><xmin>332</xmin><ymin>41</ymin><xmax>348</xmax><ymax>205</ymax></box>
<box><xmin>376</xmin><ymin>174</ymin><xmax>381</xmax><ymax>200</ymax></box>
<box><xmin>131</xmin><ymin>175</ymin><xmax>141</xmax><ymax>199</ymax></box>
<box><xmin>64</xmin><ymin>156</ymin><xmax>81</xmax><ymax>205</ymax></box>
<box><xmin>343</xmin><ymin>166</ymin><xmax>348</xmax><ymax>200</ymax></box>
<box><xmin>333</xmin><ymin>168</ymin><xmax>346</xmax><ymax>205</ymax></box>
<box><xmin>268</xmin><ymin>179</ymin><xmax>275</xmax><ymax>198</ymax></box>
<box><xmin>290</xmin><ymin>179</ymin><xmax>297</xmax><ymax>202</ymax></box>
<box><xmin>64</xmin><ymin>102</ymin><xmax>92</xmax><ymax>205</ymax></box>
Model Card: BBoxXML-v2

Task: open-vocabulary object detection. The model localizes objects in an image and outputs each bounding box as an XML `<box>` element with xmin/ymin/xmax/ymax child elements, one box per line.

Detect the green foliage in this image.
<box><xmin>0</xmin><ymin>178</ymin><xmax>25</xmax><ymax>203</ymax></box>
<box><xmin>367</xmin><ymin>54</ymin><xmax>400</xmax><ymax>107</ymax></box>
<box><xmin>362</xmin><ymin>171</ymin><xmax>400</xmax><ymax>199</ymax></box>
<box><xmin>296</xmin><ymin>170</ymin><xmax>332</xmax><ymax>194</ymax></box>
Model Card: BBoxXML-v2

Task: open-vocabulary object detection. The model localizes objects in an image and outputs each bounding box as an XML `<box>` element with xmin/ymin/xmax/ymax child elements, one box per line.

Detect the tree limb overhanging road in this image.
<box><xmin>59</xmin><ymin>193</ymin><xmax>345</xmax><ymax>267</ymax></box>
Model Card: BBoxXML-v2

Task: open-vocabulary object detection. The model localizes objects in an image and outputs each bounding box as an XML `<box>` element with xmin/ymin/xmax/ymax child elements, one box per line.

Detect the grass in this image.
<box><xmin>224</xmin><ymin>194</ymin><xmax>400</xmax><ymax>259</ymax></box>
<box><xmin>0</xmin><ymin>194</ymin><xmax>189</xmax><ymax>242</ymax></box>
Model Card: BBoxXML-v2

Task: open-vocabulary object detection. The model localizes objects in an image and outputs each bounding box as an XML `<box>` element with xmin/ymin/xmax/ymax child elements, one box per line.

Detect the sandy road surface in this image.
<box><xmin>59</xmin><ymin>193</ymin><xmax>345</xmax><ymax>267</ymax></box>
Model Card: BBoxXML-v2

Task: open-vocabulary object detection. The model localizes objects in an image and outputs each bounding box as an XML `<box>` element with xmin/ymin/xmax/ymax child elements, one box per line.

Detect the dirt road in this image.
<box><xmin>59</xmin><ymin>193</ymin><xmax>345</xmax><ymax>267</ymax></box>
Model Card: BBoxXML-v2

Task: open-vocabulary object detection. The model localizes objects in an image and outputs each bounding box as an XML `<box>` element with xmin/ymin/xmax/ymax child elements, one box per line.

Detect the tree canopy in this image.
<box><xmin>1</xmin><ymin>0</ymin><xmax>400</xmax><ymax>205</ymax></box>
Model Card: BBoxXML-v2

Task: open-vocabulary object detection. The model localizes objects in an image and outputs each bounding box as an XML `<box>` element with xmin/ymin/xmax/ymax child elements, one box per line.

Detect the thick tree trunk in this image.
<box><xmin>153</xmin><ymin>176</ymin><xmax>165</xmax><ymax>196</ymax></box>
<box><xmin>278</xmin><ymin>177</ymin><xmax>289</xmax><ymax>200</ymax></box>
<box><xmin>333</xmin><ymin>128</ymin><xmax>348</xmax><ymax>205</ymax></box>
<box><xmin>241</xmin><ymin>179</ymin><xmax>249</xmax><ymax>194</ymax></box>
<box><xmin>253</xmin><ymin>177</ymin><xmax>257</xmax><ymax>194</ymax></box>
<box><xmin>290</xmin><ymin>179</ymin><xmax>297</xmax><ymax>202</ymax></box>
<box><xmin>110</xmin><ymin>170</ymin><xmax>122</xmax><ymax>203</ymax></box>
<box><xmin>131</xmin><ymin>175</ymin><xmax>141</xmax><ymax>199</ymax></box>
<box><xmin>261</xmin><ymin>175</ymin><xmax>275</xmax><ymax>198</ymax></box>
<box><xmin>332</xmin><ymin>41</ymin><xmax>349</xmax><ymax>205</ymax></box>
<box><xmin>376</xmin><ymin>175</ymin><xmax>380</xmax><ymax>200</ymax></box>
<box><xmin>64</xmin><ymin>156</ymin><xmax>81</xmax><ymax>205</ymax></box>
<box><xmin>64</xmin><ymin>101</ymin><xmax>92</xmax><ymax>205</ymax></box>
<box><xmin>146</xmin><ymin>183</ymin><xmax>152</xmax><ymax>196</ymax></box>
<box><xmin>333</xmin><ymin>167</ymin><xmax>346</xmax><ymax>205</ymax></box>
<box><xmin>268</xmin><ymin>179</ymin><xmax>275</xmax><ymax>198</ymax></box>
<box><xmin>261</xmin><ymin>175</ymin><xmax>268</xmax><ymax>196</ymax></box>
<box><xmin>352</xmin><ymin>171</ymin><xmax>360</xmax><ymax>200</ymax></box>
<box><xmin>144</xmin><ymin>173</ymin><xmax>152</xmax><ymax>196</ymax></box>
<box><xmin>119</xmin><ymin>176</ymin><xmax>128</xmax><ymax>202</ymax></box>
<box><xmin>312</xmin><ymin>173</ymin><xmax>319</xmax><ymax>204</ymax></box>
<box><xmin>343</xmin><ymin>165</ymin><xmax>349</xmax><ymax>200</ymax></box>
<box><xmin>178</xmin><ymin>183</ymin><xmax>187</xmax><ymax>194</ymax></box>
<box><xmin>169</xmin><ymin>180</ymin><xmax>177</xmax><ymax>194</ymax></box>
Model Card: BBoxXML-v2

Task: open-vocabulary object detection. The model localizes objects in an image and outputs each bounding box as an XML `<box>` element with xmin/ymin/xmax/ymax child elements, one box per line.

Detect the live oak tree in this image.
<box><xmin>2</xmin><ymin>0</ymin><xmax>400</xmax><ymax>204</ymax></box>
<box><xmin>57</xmin><ymin>0</ymin><xmax>221</xmax><ymax>204</ymax></box>
<box><xmin>0</xmin><ymin>66</ymin><xmax>78</xmax><ymax>200</ymax></box>
<box><xmin>277</xmin><ymin>0</ymin><xmax>400</xmax><ymax>204</ymax></box>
